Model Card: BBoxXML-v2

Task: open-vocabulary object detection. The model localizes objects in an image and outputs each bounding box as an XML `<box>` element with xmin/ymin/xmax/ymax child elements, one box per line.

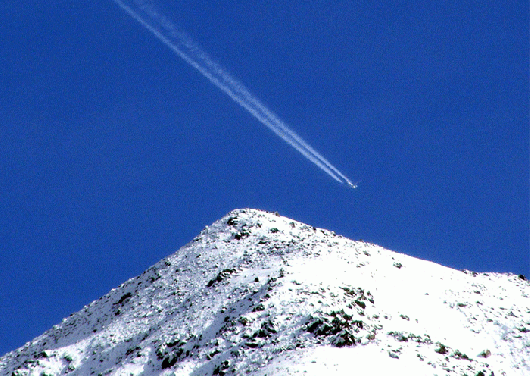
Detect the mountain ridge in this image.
<box><xmin>2</xmin><ymin>208</ymin><xmax>529</xmax><ymax>375</ymax></box>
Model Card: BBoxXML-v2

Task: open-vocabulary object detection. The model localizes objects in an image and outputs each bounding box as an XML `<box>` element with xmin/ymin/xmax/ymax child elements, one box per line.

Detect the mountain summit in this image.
<box><xmin>2</xmin><ymin>209</ymin><xmax>529</xmax><ymax>375</ymax></box>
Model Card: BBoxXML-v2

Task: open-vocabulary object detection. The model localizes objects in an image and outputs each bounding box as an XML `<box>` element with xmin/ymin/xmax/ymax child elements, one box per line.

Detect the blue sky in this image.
<box><xmin>1</xmin><ymin>0</ymin><xmax>528</xmax><ymax>356</ymax></box>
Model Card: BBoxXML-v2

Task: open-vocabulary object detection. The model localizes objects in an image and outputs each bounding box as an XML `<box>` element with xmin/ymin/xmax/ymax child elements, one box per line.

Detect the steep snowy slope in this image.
<box><xmin>1</xmin><ymin>209</ymin><xmax>529</xmax><ymax>376</ymax></box>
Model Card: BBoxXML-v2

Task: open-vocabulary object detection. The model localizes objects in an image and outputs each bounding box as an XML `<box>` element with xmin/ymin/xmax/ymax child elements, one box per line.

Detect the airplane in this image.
<box><xmin>346</xmin><ymin>181</ymin><xmax>359</xmax><ymax>189</ymax></box>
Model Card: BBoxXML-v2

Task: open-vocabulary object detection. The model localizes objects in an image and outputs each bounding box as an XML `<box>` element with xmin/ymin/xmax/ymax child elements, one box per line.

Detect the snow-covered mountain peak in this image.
<box><xmin>2</xmin><ymin>208</ymin><xmax>529</xmax><ymax>375</ymax></box>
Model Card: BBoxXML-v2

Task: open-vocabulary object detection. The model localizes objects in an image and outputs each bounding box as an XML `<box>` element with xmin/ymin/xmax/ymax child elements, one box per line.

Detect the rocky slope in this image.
<box><xmin>1</xmin><ymin>209</ymin><xmax>529</xmax><ymax>375</ymax></box>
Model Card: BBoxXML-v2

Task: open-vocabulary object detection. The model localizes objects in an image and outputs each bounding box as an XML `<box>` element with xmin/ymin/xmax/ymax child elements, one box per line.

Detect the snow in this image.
<box><xmin>256</xmin><ymin>346</ymin><xmax>438</xmax><ymax>376</ymax></box>
<box><xmin>1</xmin><ymin>208</ymin><xmax>529</xmax><ymax>376</ymax></box>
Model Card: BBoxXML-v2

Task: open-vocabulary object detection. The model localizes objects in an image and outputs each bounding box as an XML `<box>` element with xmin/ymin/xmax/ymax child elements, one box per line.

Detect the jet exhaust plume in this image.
<box><xmin>112</xmin><ymin>0</ymin><xmax>356</xmax><ymax>187</ymax></box>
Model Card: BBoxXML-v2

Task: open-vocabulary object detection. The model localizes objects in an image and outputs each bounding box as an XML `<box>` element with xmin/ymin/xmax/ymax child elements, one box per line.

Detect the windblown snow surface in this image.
<box><xmin>1</xmin><ymin>209</ymin><xmax>529</xmax><ymax>375</ymax></box>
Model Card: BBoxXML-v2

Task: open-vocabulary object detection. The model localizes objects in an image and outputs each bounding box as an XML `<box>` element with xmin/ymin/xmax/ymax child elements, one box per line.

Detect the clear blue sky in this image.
<box><xmin>1</xmin><ymin>0</ymin><xmax>528</xmax><ymax>356</ymax></box>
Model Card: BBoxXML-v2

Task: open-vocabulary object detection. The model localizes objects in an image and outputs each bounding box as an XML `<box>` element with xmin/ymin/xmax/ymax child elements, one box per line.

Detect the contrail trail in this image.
<box><xmin>112</xmin><ymin>0</ymin><xmax>356</xmax><ymax>187</ymax></box>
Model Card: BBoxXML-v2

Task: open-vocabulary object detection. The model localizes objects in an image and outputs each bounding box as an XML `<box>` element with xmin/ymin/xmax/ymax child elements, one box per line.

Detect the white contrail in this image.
<box><xmin>112</xmin><ymin>0</ymin><xmax>355</xmax><ymax>187</ymax></box>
